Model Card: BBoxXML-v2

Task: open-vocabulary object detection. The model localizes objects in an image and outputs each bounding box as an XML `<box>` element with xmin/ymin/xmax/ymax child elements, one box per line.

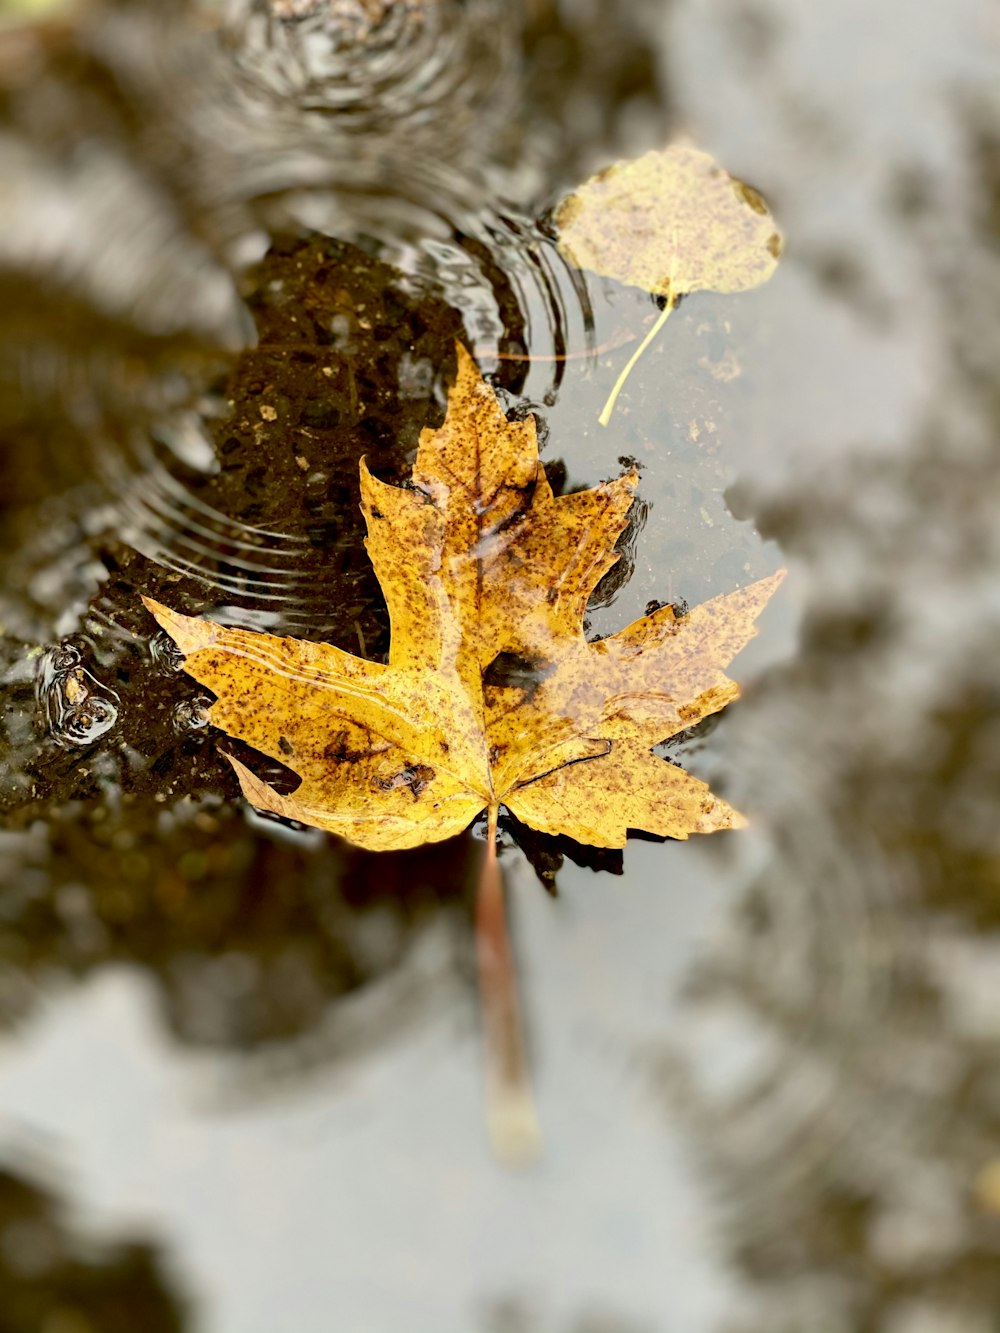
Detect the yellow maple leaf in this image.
<box><xmin>143</xmin><ymin>344</ymin><xmax>782</xmax><ymax>855</ymax></box>
<box><xmin>554</xmin><ymin>142</ymin><xmax>783</xmax><ymax>424</ymax></box>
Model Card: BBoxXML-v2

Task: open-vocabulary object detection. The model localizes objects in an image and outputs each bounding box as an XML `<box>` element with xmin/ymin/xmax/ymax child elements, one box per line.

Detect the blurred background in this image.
<box><xmin>0</xmin><ymin>1</ymin><xmax>999</xmax><ymax>1330</ymax></box>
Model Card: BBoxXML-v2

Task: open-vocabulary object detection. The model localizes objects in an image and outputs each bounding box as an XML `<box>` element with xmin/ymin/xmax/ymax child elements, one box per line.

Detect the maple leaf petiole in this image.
<box><xmin>598</xmin><ymin>296</ymin><xmax>675</xmax><ymax>427</ymax></box>
<box><xmin>475</xmin><ymin>803</ymin><xmax>540</xmax><ymax>1164</ymax></box>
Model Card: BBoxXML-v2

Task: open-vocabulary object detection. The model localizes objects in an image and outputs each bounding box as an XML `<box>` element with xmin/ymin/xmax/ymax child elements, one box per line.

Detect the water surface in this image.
<box><xmin>1</xmin><ymin>2</ymin><xmax>998</xmax><ymax>1331</ymax></box>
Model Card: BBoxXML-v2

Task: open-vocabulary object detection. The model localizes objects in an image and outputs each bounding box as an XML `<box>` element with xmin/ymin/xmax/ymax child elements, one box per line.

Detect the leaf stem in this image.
<box><xmin>475</xmin><ymin>803</ymin><xmax>540</xmax><ymax>1163</ymax></box>
<box><xmin>597</xmin><ymin>297</ymin><xmax>675</xmax><ymax>427</ymax></box>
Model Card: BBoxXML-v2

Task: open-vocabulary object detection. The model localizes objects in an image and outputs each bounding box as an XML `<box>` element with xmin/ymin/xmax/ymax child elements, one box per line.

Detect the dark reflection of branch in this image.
<box><xmin>658</xmin><ymin>101</ymin><xmax>1000</xmax><ymax>1333</ymax></box>
<box><xmin>0</xmin><ymin>792</ymin><xmax>479</xmax><ymax>1051</ymax></box>
<box><xmin>0</xmin><ymin>1162</ymin><xmax>189</xmax><ymax>1333</ymax></box>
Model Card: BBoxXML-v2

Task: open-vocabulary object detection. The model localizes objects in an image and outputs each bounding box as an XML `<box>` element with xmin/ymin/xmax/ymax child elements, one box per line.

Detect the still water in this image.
<box><xmin>1</xmin><ymin>1</ymin><xmax>998</xmax><ymax>1331</ymax></box>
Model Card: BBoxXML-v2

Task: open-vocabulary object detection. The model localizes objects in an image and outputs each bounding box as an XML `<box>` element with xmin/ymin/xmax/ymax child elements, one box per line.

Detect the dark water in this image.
<box><xmin>1</xmin><ymin>2</ymin><xmax>999</xmax><ymax>1331</ymax></box>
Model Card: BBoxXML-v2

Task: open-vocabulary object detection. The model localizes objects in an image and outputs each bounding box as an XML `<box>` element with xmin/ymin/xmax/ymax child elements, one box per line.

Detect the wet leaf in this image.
<box><xmin>555</xmin><ymin>142</ymin><xmax>783</xmax><ymax>299</ymax></box>
<box><xmin>143</xmin><ymin>345</ymin><xmax>783</xmax><ymax>854</ymax></box>
<box><xmin>554</xmin><ymin>142</ymin><xmax>783</xmax><ymax>423</ymax></box>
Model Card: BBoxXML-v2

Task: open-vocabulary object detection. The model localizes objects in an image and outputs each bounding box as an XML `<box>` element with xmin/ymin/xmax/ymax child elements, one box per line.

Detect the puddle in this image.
<box><xmin>1</xmin><ymin>1</ymin><xmax>999</xmax><ymax>1331</ymax></box>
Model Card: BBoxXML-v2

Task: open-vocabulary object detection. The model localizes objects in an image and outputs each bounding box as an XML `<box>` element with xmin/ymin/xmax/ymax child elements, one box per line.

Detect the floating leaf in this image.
<box><xmin>144</xmin><ymin>347</ymin><xmax>781</xmax><ymax>854</ymax></box>
<box><xmin>554</xmin><ymin>143</ymin><xmax>783</xmax><ymax>423</ymax></box>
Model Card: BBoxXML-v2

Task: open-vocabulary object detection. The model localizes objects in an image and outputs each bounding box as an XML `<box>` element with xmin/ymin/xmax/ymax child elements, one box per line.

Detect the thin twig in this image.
<box><xmin>475</xmin><ymin>804</ymin><xmax>540</xmax><ymax>1163</ymax></box>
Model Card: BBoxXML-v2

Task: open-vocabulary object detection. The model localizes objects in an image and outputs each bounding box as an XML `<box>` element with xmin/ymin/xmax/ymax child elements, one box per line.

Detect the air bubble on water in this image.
<box><xmin>149</xmin><ymin>632</ymin><xmax>185</xmax><ymax>675</ymax></box>
<box><xmin>37</xmin><ymin>644</ymin><xmax>120</xmax><ymax>748</ymax></box>
<box><xmin>172</xmin><ymin>695</ymin><xmax>212</xmax><ymax>733</ymax></box>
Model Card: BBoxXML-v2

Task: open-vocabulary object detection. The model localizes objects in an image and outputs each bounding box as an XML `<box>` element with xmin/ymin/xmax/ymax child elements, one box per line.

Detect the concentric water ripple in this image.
<box><xmin>229</xmin><ymin>0</ymin><xmax>516</xmax><ymax>130</ymax></box>
<box><xmin>96</xmin><ymin>215</ymin><xmax>596</xmax><ymax>637</ymax></box>
<box><xmin>36</xmin><ymin>643</ymin><xmax>120</xmax><ymax>748</ymax></box>
<box><xmin>1</xmin><ymin>0</ymin><xmax>608</xmax><ymax>638</ymax></box>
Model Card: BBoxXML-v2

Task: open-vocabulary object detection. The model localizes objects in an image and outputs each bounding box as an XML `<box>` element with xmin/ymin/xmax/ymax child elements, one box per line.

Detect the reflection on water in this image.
<box><xmin>1</xmin><ymin>0</ymin><xmax>999</xmax><ymax>1330</ymax></box>
<box><xmin>655</xmin><ymin>5</ymin><xmax>1000</xmax><ymax>1331</ymax></box>
<box><xmin>0</xmin><ymin>1158</ymin><xmax>187</xmax><ymax>1332</ymax></box>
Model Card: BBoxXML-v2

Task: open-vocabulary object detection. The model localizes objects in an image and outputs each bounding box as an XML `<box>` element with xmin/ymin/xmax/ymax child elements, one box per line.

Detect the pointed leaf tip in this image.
<box><xmin>141</xmin><ymin>596</ymin><xmax>218</xmax><ymax>656</ymax></box>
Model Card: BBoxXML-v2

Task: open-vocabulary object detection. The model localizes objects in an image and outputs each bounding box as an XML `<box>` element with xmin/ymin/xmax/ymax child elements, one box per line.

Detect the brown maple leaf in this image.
<box><xmin>143</xmin><ymin>344</ymin><xmax>782</xmax><ymax>855</ymax></box>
